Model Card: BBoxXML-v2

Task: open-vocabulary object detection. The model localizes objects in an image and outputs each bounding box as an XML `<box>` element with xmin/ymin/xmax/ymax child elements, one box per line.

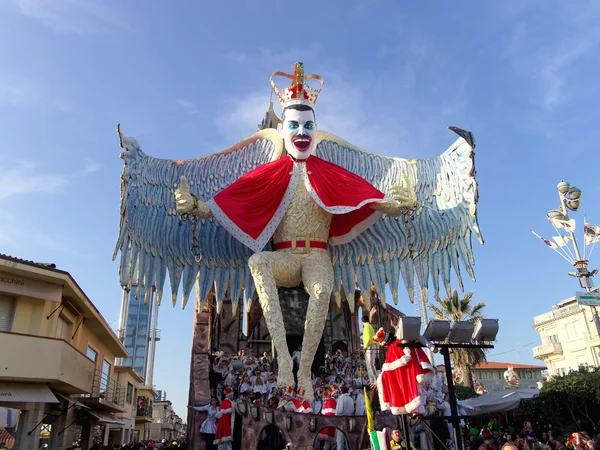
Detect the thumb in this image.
<box><xmin>179</xmin><ymin>176</ymin><xmax>190</xmax><ymax>192</ymax></box>
<box><xmin>401</xmin><ymin>174</ymin><xmax>412</xmax><ymax>190</ymax></box>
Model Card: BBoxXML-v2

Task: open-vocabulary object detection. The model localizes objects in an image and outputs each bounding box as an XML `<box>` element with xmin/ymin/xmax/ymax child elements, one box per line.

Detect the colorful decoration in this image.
<box><xmin>504</xmin><ymin>366</ymin><xmax>519</xmax><ymax>387</ymax></box>
<box><xmin>114</xmin><ymin>61</ymin><xmax>482</xmax><ymax>402</ymax></box>
<box><xmin>452</xmin><ymin>368</ymin><xmax>464</xmax><ymax>385</ymax></box>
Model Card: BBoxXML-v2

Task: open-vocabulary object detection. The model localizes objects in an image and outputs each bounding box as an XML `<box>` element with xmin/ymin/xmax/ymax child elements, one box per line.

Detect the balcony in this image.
<box><xmin>0</xmin><ymin>331</ymin><xmax>94</xmax><ymax>394</ymax></box>
<box><xmin>149</xmin><ymin>328</ymin><xmax>161</xmax><ymax>341</ymax></box>
<box><xmin>79</xmin><ymin>370</ymin><xmax>126</xmax><ymax>412</ymax></box>
<box><xmin>136</xmin><ymin>404</ymin><xmax>154</xmax><ymax>422</ymax></box>
<box><xmin>533</xmin><ymin>342</ymin><xmax>563</xmax><ymax>359</ymax></box>
<box><xmin>155</xmin><ymin>417</ymin><xmax>176</xmax><ymax>430</ymax></box>
<box><xmin>584</xmin><ymin>332</ymin><xmax>600</xmax><ymax>345</ymax></box>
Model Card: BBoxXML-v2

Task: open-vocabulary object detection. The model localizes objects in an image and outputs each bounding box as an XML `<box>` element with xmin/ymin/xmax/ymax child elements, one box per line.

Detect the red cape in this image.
<box><xmin>207</xmin><ymin>155</ymin><xmax>386</xmax><ymax>252</ymax></box>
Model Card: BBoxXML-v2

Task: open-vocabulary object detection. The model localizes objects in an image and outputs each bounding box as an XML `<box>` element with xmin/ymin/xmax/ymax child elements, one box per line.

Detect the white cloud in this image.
<box><xmin>176</xmin><ymin>99</ymin><xmax>201</xmax><ymax>117</ymax></box>
<box><xmin>0</xmin><ymin>76</ymin><xmax>38</xmax><ymax>107</ymax></box>
<box><xmin>504</xmin><ymin>4</ymin><xmax>600</xmax><ymax>110</ymax></box>
<box><xmin>12</xmin><ymin>0</ymin><xmax>129</xmax><ymax>35</ymax></box>
<box><xmin>0</xmin><ymin>159</ymin><xmax>101</xmax><ymax>202</ymax></box>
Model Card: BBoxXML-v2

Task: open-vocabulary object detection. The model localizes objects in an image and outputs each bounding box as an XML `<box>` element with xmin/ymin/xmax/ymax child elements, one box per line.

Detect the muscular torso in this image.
<box><xmin>273</xmin><ymin>162</ymin><xmax>332</xmax><ymax>244</ymax></box>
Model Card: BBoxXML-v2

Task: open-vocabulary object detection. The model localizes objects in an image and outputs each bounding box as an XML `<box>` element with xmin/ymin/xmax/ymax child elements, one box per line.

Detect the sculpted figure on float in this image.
<box><xmin>114</xmin><ymin>62</ymin><xmax>483</xmax><ymax>401</ymax></box>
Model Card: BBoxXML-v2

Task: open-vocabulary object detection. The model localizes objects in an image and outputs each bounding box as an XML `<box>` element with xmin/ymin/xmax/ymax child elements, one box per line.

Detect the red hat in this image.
<box><xmin>223</xmin><ymin>387</ymin><xmax>233</xmax><ymax>396</ymax></box>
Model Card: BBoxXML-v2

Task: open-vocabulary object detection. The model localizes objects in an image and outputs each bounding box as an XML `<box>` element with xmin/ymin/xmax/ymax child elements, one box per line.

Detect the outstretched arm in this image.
<box><xmin>371</xmin><ymin>174</ymin><xmax>417</xmax><ymax>217</ymax></box>
<box><xmin>175</xmin><ymin>176</ymin><xmax>213</xmax><ymax>219</ymax></box>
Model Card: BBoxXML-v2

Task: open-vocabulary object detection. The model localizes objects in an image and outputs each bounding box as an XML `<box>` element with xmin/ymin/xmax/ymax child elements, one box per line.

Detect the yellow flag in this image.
<box><xmin>364</xmin><ymin>387</ymin><xmax>375</xmax><ymax>433</ymax></box>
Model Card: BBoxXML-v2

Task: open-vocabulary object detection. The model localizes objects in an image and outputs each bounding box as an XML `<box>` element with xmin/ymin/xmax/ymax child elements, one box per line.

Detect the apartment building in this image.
<box><xmin>0</xmin><ymin>254</ymin><xmax>130</xmax><ymax>449</ymax></box>
<box><xmin>532</xmin><ymin>293</ymin><xmax>600</xmax><ymax>376</ymax></box>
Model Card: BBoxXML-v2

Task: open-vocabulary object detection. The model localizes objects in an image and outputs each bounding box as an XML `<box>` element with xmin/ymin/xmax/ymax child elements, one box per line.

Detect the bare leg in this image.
<box><xmin>297</xmin><ymin>252</ymin><xmax>334</xmax><ymax>401</ymax></box>
<box><xmin>248</xmin><ymin>251</ymin><xmax>301</xmax><ymax>389</ymax></box>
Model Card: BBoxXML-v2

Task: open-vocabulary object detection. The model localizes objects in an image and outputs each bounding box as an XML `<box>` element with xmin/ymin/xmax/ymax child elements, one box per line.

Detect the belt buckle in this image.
<box><xmin>291</xmin><ymin>236</ymin><xmax>311</xmax><ymax>254</ymax></box>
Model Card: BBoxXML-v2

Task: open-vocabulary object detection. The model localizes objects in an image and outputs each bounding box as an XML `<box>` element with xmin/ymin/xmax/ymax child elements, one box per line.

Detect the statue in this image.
<box><xmin>114</xmin><ymin>61</ymin><xmax>482</xmax><ymax>402</ymax></box>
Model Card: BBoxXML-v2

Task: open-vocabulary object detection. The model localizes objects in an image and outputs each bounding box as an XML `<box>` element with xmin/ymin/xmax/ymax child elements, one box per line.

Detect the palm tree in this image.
<box><xmin>428</xmin><ymin>290</ymin><xmax>488</xmax><ymax>390</ymax></box>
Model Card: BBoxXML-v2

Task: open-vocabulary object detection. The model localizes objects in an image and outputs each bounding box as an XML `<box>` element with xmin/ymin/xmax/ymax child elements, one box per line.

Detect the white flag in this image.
<box><xmin>550</xmin><ymin>218</ymin><xmax>576</xmax><ymax>232</ymax></box>
<box><xmin>584</xmin><ymin>222</ymin><xmax>600</xmax><ymax>245</ymax></box>
<box><xmin>552</xmin><ymin>235</ymin><xmax>572</xmax><ymax>247</ymax></box>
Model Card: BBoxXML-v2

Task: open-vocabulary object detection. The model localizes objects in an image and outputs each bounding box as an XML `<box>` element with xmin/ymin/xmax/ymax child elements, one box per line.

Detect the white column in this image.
<box><xmin>146</xmin><ymin>288</ymin><xmax>159</xmax><ymax>386</ymax></box>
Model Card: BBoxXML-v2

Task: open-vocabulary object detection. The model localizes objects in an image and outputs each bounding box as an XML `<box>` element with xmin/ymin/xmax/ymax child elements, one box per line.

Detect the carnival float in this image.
<box><xmin>114</xmin><ymin>62</ymin><xmax>485</xmax><ymax>450</ymax></box>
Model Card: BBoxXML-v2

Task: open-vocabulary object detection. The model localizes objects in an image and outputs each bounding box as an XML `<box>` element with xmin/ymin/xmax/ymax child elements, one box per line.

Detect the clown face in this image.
<box><xmin>278</xmin><ymin>107</ymin><xmax>317</xmax><ymax>160</ymax></box>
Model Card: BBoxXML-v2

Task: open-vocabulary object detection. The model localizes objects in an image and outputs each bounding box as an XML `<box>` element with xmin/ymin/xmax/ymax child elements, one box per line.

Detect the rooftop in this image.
<box><xmin>437</xmin><ymin>361</ymin><xmax>547</xmax><ymax>371</ymax></box>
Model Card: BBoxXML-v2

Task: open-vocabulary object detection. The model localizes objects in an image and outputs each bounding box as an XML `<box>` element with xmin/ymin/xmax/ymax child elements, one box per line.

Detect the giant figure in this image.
<box><xmin>114</xmin><ymin>61</ymin><xmax>483</xmax><ymax>402</ymax></box>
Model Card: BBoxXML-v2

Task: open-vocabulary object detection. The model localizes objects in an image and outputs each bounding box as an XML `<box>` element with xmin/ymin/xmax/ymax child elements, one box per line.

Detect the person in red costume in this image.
<box><xmin>175</xmin><ymin>62</ymin><xmax>417</xmax><ymax>401</ymax></box>
<box><xmin>214</xmin><ymin>387</ymin><xmax>235</xmax><ymax>450</ymax></box>
<box><xmin>373</xmin><ymin>326</ymin><xmax>437</xmax><ymax>415</ymax></box>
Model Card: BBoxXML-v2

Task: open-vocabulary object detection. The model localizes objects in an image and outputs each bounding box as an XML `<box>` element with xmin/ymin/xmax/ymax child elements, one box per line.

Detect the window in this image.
<box><xmin>100</xmin><ymin>360</ymin><xmax>112</xmax><ymax>392</ymax></box>
<box><xmin>127</xmin><ymin>382</ymin><xmax>134</xmax><ymax>404</ymax></box>
<box><xmin>56</xmin><ymin>315</ymin><xmax>73</xmax><ymax>341</ymax></box>
<box><xmin>548</xmin><ymin>334</ymin><xmax>559</xmax><ymax>343</ymax></box>
<box><xmin>86</xmin><ymin>346</ymin><xmax>98</xmax><ymax>363</ymax></box>
<box><xmin>0</xmin><ymin>295</ymin><xmax>15</xmax><ymax>332</ymax></box>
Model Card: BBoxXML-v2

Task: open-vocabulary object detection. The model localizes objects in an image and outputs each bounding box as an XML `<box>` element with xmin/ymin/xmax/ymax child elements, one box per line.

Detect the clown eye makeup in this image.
<box><xmin>304</xmin><ymin>122</ymin><xmax>314</xmax><ymax>130</ymax></box>
<box><xmin>287</xmin><ymin>121</ymin><xmax>299</xmax><ymax>130</ymax></box>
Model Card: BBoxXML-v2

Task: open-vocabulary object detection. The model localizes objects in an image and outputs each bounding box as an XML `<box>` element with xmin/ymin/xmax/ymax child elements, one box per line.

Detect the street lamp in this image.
<box><xmin>533</xmin><ymin>181</ymin><xmax>600</xmax><ymax>336</ymax></box>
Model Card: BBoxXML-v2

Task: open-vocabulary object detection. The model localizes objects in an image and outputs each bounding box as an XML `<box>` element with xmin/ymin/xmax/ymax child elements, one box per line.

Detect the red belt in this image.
<box><xmin>273</xmin><ymin>240</ymin><xmax>328</xmax><ymax>251</ymax></box>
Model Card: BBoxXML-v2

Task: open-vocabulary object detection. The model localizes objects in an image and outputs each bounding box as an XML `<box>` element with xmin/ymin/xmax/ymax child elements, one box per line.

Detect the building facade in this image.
<box><xmin>470</xmin><ymin>362</ymin><xmax>546</xmax><ymax>392</ymax></box>
<box><xmin>0</xmin><ymin>254</ymin><xmax>135</xmax><ymax>450</ymax></box>
<box><xmin>117</xmin><ymin>285</ymin><xmax>160</xmax><ymax>386</ymax></box>
<box><xmin>532</xmin><ymin>294</ymin><xmax>600</xmax><ymax>376</ymax></box>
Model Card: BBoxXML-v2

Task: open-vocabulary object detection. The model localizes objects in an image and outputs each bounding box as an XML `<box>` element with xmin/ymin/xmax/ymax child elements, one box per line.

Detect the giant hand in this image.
<box><xmin>390</xmin><ymin>175</ymin><xmax>417</xmax><ymax>210</ymax></box>
<box><xmin>175</xmin><ymin>176</ymin><xmax>212</xmax><ymax>218</ymax></box>
<box><xmin>372</xmin><ymin>174</ymin><xmax>417</xmax><ymax>217</ymax></box>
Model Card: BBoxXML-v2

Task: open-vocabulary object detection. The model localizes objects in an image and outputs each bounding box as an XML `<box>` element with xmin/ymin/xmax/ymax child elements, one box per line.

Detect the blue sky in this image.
<box><xmin>2</xmin><ymin>0</ymin><xmax>600</xmax><ymax>416</ymax></box>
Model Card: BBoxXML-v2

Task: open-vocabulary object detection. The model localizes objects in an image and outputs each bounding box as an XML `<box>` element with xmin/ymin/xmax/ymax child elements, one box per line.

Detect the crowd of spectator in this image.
<box><xmin>210</xmin><ymin>346</ymin><xmax>374</xmax><ymax>416</ymax></box>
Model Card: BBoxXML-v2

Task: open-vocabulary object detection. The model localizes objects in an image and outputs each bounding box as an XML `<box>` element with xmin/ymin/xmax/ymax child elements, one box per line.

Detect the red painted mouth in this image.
<box><xmin>292</xmin><ymin>136</ymin><xmax>311</xmax><ymax>152</ymax></box>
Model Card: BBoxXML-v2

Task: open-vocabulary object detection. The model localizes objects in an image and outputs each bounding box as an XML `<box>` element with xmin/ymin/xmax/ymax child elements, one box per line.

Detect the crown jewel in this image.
<box><xmin>270</xmin><ymin>62</ymin><xmax>324</xmax><ymax>109</ymax></box>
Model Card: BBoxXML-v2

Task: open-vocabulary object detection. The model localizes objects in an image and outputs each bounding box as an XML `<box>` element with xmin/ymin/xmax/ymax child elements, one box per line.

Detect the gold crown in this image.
<box><xmin>270</xmin><ymin>62</ymin><xmax>324</xmax><ymax>109</ymax></box>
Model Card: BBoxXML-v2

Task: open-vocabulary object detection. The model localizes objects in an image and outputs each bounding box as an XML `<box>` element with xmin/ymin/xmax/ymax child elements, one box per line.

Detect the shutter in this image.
<box><xmin>0</xmin><ymin>295</ymin><xmax>15</xmax><ymax>331</ymax></box>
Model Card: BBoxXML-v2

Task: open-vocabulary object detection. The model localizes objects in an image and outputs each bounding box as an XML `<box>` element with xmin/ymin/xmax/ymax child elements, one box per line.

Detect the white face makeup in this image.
<box><xmin>277</xmin><ymin>108</ymin><xmax>317</xmax><ymax>160</ymax></box>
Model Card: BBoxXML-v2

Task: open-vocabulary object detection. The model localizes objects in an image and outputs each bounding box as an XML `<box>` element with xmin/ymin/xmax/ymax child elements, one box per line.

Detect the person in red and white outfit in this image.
<box><xmin>315</xmin><ymin>386</ymin><xmax>339</xmax><ymax>450</ymax></box>
<box><xmin>374</xmin><ymin>326</ymin><xmax>437</xmax><ymax>415</ymax></box>
<box><xmin>214</xmin><ymin>387</ymin><xmax>235</xmax><ymax>450</ymax></box>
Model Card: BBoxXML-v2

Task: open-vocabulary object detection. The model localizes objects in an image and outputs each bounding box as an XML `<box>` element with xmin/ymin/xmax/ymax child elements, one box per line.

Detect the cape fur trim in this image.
<box><xmin>380</xmin><ymin>347</ymin><xmax>412</xmax><ymax>372</ymax></box>
<box><xmin>207</xmin><ymin>168</ymin><xmax>300</xmax><ymax>253</ymax></box>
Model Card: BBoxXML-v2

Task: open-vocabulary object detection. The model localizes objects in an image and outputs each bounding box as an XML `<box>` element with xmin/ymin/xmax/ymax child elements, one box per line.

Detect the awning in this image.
<box><xmin>0</xmin><ymin>407</ymin><xmax>20</xmax><ymax>427</ymax></box>
<box><xmin>86</xmin><ymin>410</ymin><xmax>124</xmax><ymax>426</ymax></box>
<box><xmin>461</xmin><ymin>389</ymin><xmax>538</xmax><ymax>415</ymax></box>
<box><xmin>53</xmin><ymin>392</ymin><xmax>89</xmax><ymax>409</ymax></box>
<box><xmin>0</xmin><ymin>382</ymin><xmax>59</xmax><ymax>404</ymax></box>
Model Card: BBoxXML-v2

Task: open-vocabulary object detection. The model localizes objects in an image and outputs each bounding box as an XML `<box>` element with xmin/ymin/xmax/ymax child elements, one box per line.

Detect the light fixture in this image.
<box><xmin>264</xmin><ymin>411</ymin><xmax>274</xmax><ymax>425</ymax></box>
<box><xmin>557</xmin><ymin>181</ymin><xmax>570</xmax><ymax>194</ymax></box>
<box><xmin>236</xmin><ymin>402</ymin><xmax>247</xmax><ymax>416</ymax></box>
<box><xmin>448</xmin><ymin>321</ymin><xmax>475</xmax><ymax>343</ymax></box>
<box><xmin>567</xmin><ymin>187</ymin><xmax>582</xmax><ymax>200</ymax></box>
<box><xmin>472</xmin><ymin>319</ymin><xmax>499</xmax><ymax>342</ymax></box>
<box><xmin>424</xmin><ymin>320</ymin><xmax>451</xmax><ymax>342</ymax></box>
<box><xmin>250</xmin><ymin>404</ymin><xmax>259</xmax><ymax>421</ymax></box>
<box><xmin>348</xmin><ymin>417</ymin><xmax>356</xmax><ymax>432</ymax></box>
<box><xmin>284</xmin><ymin>415</ymin><xmax>292</xmax><ymax>431</ymax></box>
<box><xmin>396</xmin><ymin>316</ymin><xmax>421</xmax><ymax>341</ymax></box>
<box><xmin>547</xmin><ymin>209</ymin><xmax>567</xmax><ymax>222</ymax></box>
<box><xmin>309</xmin><ymin>416</ymin><xmax>317</xmax><ymax>432</ymax></box>
<box><xmin>566</xmin><ymin>199</ymin><xmax>580</xmax><ymax>211</ymax></box>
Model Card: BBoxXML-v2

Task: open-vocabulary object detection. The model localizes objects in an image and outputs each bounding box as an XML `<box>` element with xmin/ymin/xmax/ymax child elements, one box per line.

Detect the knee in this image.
<box><xmin>248</xmin><ymin>252</ymin><xmax>267</xmax><ymax>273</ymax></box>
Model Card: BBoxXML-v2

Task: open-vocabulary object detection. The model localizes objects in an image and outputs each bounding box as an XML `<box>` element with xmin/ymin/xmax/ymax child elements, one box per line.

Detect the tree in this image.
<box><xmin>428</xmin><ymin>290</ymin><xmax>488</xmax><ymax>390</ymax></box>
<box><xmin>523</xmin><ymin>367</ymin><xmax>600</xmax><ymax>434</ymax></box>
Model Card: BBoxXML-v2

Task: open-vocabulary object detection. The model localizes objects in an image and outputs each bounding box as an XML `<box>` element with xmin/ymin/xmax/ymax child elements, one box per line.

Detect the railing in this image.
<box><xmin>91</xmin><ymin>369</ymin><xmax>125</xmax><ymax>408</ymax></box>
<box><xmin>532</xmin><ymin>342</ymin><xmax>563</xmax><ymax>359</ymax></box>
<box><xmin>534</xmin><ymin>304</ymin><xmax>582</xmax><ymax>325</ymax></box>
<box><xmin>149</xmin><ymin>328</ymin><xmax>161</xmax><ymax>341</ymax></box>
<box><xmin>136</xmin><ymin>404</ymin><xmax>153</xmax><ymax>418</ymax></box>
<box><xmin>584</xmin><ymin>332</ymin><xmax>600</xmax><ymax>342</ymax></box>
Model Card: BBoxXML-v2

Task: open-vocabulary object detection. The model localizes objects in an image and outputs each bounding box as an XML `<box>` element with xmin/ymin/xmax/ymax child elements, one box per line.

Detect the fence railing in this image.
<box><xmin>90</xmin><ymin>369</ymin><xmax>125</xmax><ymax>408</ymax></box>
